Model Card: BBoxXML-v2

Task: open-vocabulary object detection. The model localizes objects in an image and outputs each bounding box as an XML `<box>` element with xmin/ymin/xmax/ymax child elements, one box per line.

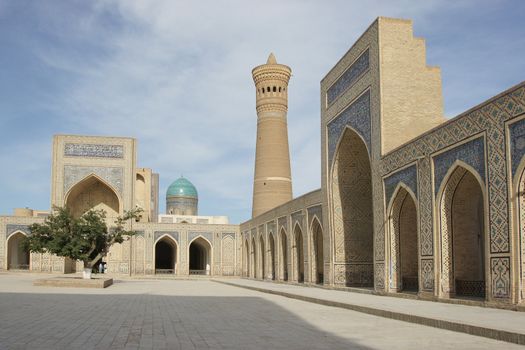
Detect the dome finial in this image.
<box><xmin>267</xmin><ymin>52</ymin><xmax>277</xmax><ymax>64</ymax></box>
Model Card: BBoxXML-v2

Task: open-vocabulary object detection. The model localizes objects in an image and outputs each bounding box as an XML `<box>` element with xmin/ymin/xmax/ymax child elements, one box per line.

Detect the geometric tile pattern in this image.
<box><xmin>63</xmin><ymin>165</ymin><xmax>124</xmax><ymax>196</ymax></box>
<box><xmin>327</xmin><ymin>90</ymin><xmax>371</xmax><ymax>166</ymax></box>
<box><xmin>383</xmin><ymin>164</ymin><xmax>418</xmax><ymax>206</ymax></box>
<box><xmin>379</xmin><ymin>85</ymin><xmax>525</xmax><ymax>299</ymax></box>
<box><xmin>509</xmin><ymin>118</ymin><xmax>525</xmax><ymax>177</ymax></box>
<box><xmin>326</xmin><ymin>48</ymin><xmax>369</xmax><ymax>105</ymax></box>
<box><xmin>307</xmin><ymin>205</ymin><xmax>323</xmax><ymax>227</ymax></box>
<box><xmin>491</xmin><ymin>257</ymin><xmax>511</xmax><ymax>299</ymax></box>
<box><xmin>6</xmin><ymin>224</ymin><xmax>31</xmax><ymax>239</ymax></box>
<box><xmin>433</xmin><ymin>137</ymin><xmax>485</xmax><ymax>195</ymax></box>
<box><xmin>188</xmin><ymin>231</ymin><xmax>213</xmax><ymax>245</ymax></box>
<box><xmin>153</xmin><ymin>231</ymin><xmax>179</xmax><ymax>243</ymax></box>
<box><xmin>421</xmin><ymin>259</ymin><xmax>434</xmax><ymax>291</ymax></box>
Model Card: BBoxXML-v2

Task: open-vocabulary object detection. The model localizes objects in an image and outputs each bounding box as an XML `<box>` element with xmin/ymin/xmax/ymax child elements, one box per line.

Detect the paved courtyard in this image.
<box><xmin>0</xmin><ymin>273</ymin><xmax>521</xmax><ymax>349</ymax></box>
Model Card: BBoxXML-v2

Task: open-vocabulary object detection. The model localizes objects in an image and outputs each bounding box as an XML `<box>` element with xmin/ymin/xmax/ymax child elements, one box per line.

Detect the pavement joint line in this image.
<box><xmin>212</xmin><ymin>279</ymin><xmax>525</xmax><ymax>346</ymax></box>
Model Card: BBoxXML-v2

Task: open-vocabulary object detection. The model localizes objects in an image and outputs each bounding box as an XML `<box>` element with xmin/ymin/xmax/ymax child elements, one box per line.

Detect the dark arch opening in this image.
<box><xmin>312</xmin><ymin>219</ymin><xmax>324</xmax><ymax>284</ymax></box>
<box><xmin>7</xmin><ymin>232</ymin><xmax>30</xmax><ymax>270</ymax></box>
<box><xmin>280</xmin><ymin>229</ymin><xmax>288</xmax><ymax>281</ymax></box>
<box><xmin>189</xmin><ymin>237</ymin><xmax>211</xmax><ymax>275</ymax></box>
<box><xmin>295</xmin><ymin>226</ymin><xmax>304</xmax><ymax>283</ymax></box>
<box><xmin>155</xmin><ymin>238</ymin><xmax>176</xmax><ymax>274</ymax></box>
<box><xmin>269</xmin><ymin>233</ymin><xmax>276</xmax><ymax>280</ymax></box>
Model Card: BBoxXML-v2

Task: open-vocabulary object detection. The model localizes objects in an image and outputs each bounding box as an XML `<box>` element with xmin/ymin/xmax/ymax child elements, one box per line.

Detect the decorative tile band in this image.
<box><xmin>327</xmin><ymin>49</ymin><xmax>369</xmax><ymax>105</ymax></box>
<box><xmin>6</xmin><ymin>224</ymin><xmax>31</xmax><ymax>239</ymax></box>
<box><xmin>307</xmin><ymin>205</ymin><xmax>323</xmax><ymax>226</ymax></box>
<box><xmin>188</xmin><ymin>231</ymin><xmax>213</xmax><ymax>244</ymax></box>
<box><xmin>327</xmin><ymin>90</ymin><xmax>371</xmax><ymax>166</ymax></box>
<box><xmin>278</xmin><ymin>216</ymin><xmax>288</xmax><ymax>232</ymax></box>
<box><xmin>433</xmin><ymin>137</ymin><xmax>485</xmax><ymax>195</ymax></box>
<box><xmin>64</xmin><ymin>143</ymin><xmax>124</xmax><ymax>159</ymax></box>
<box><xmin>63</xmin><ymin>165</ymin><xmax>124</xmax><ymax>196</ymax></box>
<box><xmin>154</xmin><ymin>231</ymin><xmax>178</xmax><ymax>243</ymax></box>
<box><xmin>509</xmin><ymin>118</ymin><xmax>525</xmax><ymax>177</ymax></box>
<box><xmin>384</xmin><ymin>164</ymin><xmax>418</xmax><ymax>206</ymax></box>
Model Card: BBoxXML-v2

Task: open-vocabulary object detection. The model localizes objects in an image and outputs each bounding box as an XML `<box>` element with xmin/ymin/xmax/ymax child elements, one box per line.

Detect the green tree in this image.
<box><xmin>24</xmin><ymin>206</ymin><xmax>142</xmax><ymax>278</ymax></box>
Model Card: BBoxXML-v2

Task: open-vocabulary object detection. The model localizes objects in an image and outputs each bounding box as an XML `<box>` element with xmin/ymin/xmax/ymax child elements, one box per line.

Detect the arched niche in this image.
<box><xmin>7</xmin><ymin>231</ymin><xmax>30</xmax><ymax>270</ymax></box>
<box><xmin>311</xmin><ymin>217</ymin><xmax>324</xmax><ymax>285</ymax></box>
<box><xmin>387</xmin><ymin>184</ymin><xmax>418</xmax><ymax>293</ymax></box>
<box><xmin>65</xmin><ymin>174</ymin><xmax>121</xmax><ymax>218</ymax></box>
<box><xmin>154</xmin><ymin>235</ymin><xmax>177</xmax><ymax>274</ymax></box>
<box><xmin>268</xmin><ymin>232</ymin><xmax>276</xmax><ymax>280</ymax></box>
<box><xmin>280</xmin><ymin>228</ymin><xmax>288</xmax><ymax>281</ymax></box>
<box><xmin>293</xmin><ymin>224</ymin><xmax>304</xmax><ymax>283</ymax></box>
<box><xmin>189</xmin><ymin>237</ymin><xmax>212</xmax><ymax>275</ymax></box>
<box><xmin>438</xmin><ymin>164</ymin><xmax>486</xmax><ymax>299</ymax></box>
<box><xmin>259</xmin><ymin>235</ymin><xmax>265</xmax><ymax>280</ymax></box>
<box><xmin>330</xmin><ymin>127</ymin><xmax>373</xmax><ymax>287</ymax></box>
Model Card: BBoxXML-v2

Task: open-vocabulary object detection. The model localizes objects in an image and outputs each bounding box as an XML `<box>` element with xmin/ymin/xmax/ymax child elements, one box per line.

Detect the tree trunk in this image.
<box><xmin>82</xmin><ymin>260</ymin><xmax>92</xmax><ymax>279</ymax></box>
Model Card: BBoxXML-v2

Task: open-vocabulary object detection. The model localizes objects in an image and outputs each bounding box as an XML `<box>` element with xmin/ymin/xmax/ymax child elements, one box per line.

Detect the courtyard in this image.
<box><xmin>0</xmin><ymin>273</ymin><xmax>521</xmax><ymax>349</ymax></box>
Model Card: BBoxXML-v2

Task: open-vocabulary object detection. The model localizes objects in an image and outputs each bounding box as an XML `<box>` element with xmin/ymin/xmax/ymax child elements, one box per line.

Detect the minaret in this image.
<box><xmin>251</xmin><ymin>53</ymin><xmax>293</xmax><ymax>217</ymax></box>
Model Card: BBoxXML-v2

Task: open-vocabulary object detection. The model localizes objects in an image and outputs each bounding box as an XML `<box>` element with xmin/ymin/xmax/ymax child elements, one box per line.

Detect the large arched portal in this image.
<box><xmin>7</xmin><ymin>232</ymin><xmax>30</xmax><ymax>270</ymax></box>
<box><xmin>189</xmin><ymin>237</ymin><xmax>211</xmax><ymax>275</ymax></box>
<box><xmin>66</xmin><ymin>175</ymin><xmax>120</xmax><ymax>218</ymax></box>
<box><xmin>388</xmin><ymin>186</ymin><xmax>418</xmax><ymax>292</ymax></box>
<box><xmin>269</xmin><ymin>233</ymin><xmax>276</xmax><ymax>280</ymax></box>
<box><xmin>294</xmin><ymin>225</ymin><xmax>305</xmax><ymax>283</ymax></box>
<box><xmin>311</xmin><ymin>218</ymin><xmax>324</xmax><ymax>285</ymax></box>
<box><xmin>331</xmin><ymin>128</ymin><xmax>373</xmax><ymax>287</ymax></box>
<box><xmin>280</xmin><ymin>229</ymin><xmax>289</xmax><ymax>281</ymax></box>
<box><xmin>155</xmin><ymin>237</ymin><xmax>177</xmax><ymax>274</ymax></box>
<box><xmin>439</xmin><ymin>166</ymin><xmax>486</xmax><ymax>299</ymax></box>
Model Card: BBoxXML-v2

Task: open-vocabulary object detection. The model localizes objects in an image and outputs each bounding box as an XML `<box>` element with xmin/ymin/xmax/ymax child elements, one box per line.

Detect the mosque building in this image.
<box><xmin>1</xmin><ymin>17</ymin><xmax>525</xmax><ymax>308</ymax></box>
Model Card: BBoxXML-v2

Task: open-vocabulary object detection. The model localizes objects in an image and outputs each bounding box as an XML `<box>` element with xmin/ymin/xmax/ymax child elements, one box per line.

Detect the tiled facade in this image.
<box><xmin>2</xmin><ymin>16</ymin><xmax>525</xmax><ymax>309</ymax></box>
<box><xmin>241</xmin><ymin>17</ymin><xmax>525</xmax><ymax>307</ymax></box>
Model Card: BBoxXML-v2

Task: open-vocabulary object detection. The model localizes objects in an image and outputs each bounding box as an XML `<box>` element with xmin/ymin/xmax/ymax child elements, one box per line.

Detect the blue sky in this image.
<box><xmin>0</xmin><ymin>0</ymin><xmax>523</xmax><ymax>224</ymax></box>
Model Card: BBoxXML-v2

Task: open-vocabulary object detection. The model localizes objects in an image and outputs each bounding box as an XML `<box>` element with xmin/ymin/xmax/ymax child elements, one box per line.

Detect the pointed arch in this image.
<box><xmin>7</xmin><ymin>231</ymin><xmax>30</xmax><ymax>270</ymax></box>
<box><xmin>259</xmin><ymin>234</ymin><xmax>266</xmax><ymax>280</ymax></box>
<box><xmin>310</xmin><ymin>217</ymin><xmax>324</xmax><ymax>284</ymax></box>
<box><xmin>268</xmin><ymin>231</ymin><xmax>276</xmax><ymax>280</ymax></box>
<box><xmin>279</xmin><ymin>228</ymin><xmax>289</xmax><ymax>281</ymax></box>
<box><xmin>387</xmin><ymin>183</ymin><xmax>419</xmax><ymax>293</ymax></box>
<box><xmin>293</xmin><ymin>223</ymin><xmax>305</xmax><ymax>283</ymax></box>
<box><xmin>251</xmin><ymin>236</ymin><xmax>257</xmax><ymax>278</ymax></box>
<box><xmin>188</xmin><ymin>236</ymin><xmax>212</xmax><ymax>275</ymax></box>
<box><xmin>437</xmin><ymin>163</ymin><xmax>487</xmax><ymax>299</ymax></box>
<box><xmin>243</xmin><ymin>238</ymin><xmax>250</xmax><ymax>278</ymax></box>
<box><xmin>65</xmin><ymin>173</ymin><xmax>121</xmax><ymax>218</ymax></box>
<box><xmin>329</xmin><ymin>126</ymin><xmax>374</xmax><ymax>287</ymax></box>
<box><xmin>154</xmin><ymin>234</ymin><xmax>178</xmax><ymax>275</ymax></box>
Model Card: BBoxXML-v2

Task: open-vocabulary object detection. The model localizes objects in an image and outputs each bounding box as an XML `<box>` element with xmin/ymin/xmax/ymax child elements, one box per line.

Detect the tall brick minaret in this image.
<box><xmin>251</xmin><ymin>53</ymin><xmax>293</xmax><ymax>217</ymax></box>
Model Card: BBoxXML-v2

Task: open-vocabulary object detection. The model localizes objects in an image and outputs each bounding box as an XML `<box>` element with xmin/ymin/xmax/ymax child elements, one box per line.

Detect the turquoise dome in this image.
<box><xmin>166</xmin><ymin>177</ymin><xmax>198</xmax><ymax>198</ymax></box>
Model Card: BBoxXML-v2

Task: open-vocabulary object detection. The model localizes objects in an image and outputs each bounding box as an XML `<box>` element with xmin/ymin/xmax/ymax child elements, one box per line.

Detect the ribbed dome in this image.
<box><xmin>166</xmin><ymin>177</ymin><xmax>198</xmax><ymax>198</ymax></box>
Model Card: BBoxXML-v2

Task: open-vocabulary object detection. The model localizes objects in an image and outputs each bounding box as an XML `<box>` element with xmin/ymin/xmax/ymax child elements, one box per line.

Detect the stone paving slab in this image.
<box><xmin>215</xmin><ymin>278</ymin><xmax>525</xmax><ymax>345</ymax></box>
<box><xmin>0</xmin><ymin>273</ymin><xmax>523</xmax><ymax>349</ymax></box>
<box><xmin>33</xmin><ymin>277</ymin><xmax>113</xmax><ymax>288</ymax></box>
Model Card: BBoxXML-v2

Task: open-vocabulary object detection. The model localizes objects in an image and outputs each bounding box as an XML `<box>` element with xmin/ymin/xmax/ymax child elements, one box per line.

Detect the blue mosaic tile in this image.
<box><xmin>307</xmin><ymin>205</ymin><xmax>323</xmax><ymax>226</ymax></box>
<box><xmin>189</xmin><ymin>231</ymin><xmax>213</xmax><ymax>244</ymax></box>
<box><xmin>327</xmin><ymin>90</ymin><xmax>371</xmax><ymax>166</ymax></box>
<box><xmin>327</xmin><ymin>49</ymin><xmax>369</xmax><ymax>105</ymax></box>
<box><xmin>433</xmin><ymin>137</ymin><xmax>486</xmax><ymax>195</ymax></box>
<box><xmin>154</xmin><ymin>231</ymin><xmax>179</xmax><ymax>243</ymax></box>
<box><xmin>384</xmin><ymin>164</ymin><xmax>418</xmax><ymax>205</ymax></box>
<box><xmin>509</xmin><ymin>118</ymin><xmax>525</xmax><ymax>177</ymax></box>
<box><xmin>6</xmin><ymin>224</ymin><xmax>31</xmax><ymax>239</ymax></box>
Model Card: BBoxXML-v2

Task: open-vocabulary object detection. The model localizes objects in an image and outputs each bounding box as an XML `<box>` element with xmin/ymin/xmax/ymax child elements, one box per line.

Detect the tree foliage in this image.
<box><xmin>24</xmin><ymin>206</ymin><xmax>143</xmax><ymax>268</ymax></box>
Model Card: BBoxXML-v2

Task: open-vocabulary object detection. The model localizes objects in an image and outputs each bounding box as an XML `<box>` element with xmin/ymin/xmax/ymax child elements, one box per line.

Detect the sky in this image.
<box><xmin>0</xmin><ymin>0</ymin><xmax>524</xmax><ymax>224</ymax></box>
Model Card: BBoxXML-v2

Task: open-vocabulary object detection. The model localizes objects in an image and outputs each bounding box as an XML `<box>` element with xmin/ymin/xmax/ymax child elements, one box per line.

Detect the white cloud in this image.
<box><xmin>3</xmin><ymin>0</ymin><xmax>520</xmax><ymax>222</ymax></box>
